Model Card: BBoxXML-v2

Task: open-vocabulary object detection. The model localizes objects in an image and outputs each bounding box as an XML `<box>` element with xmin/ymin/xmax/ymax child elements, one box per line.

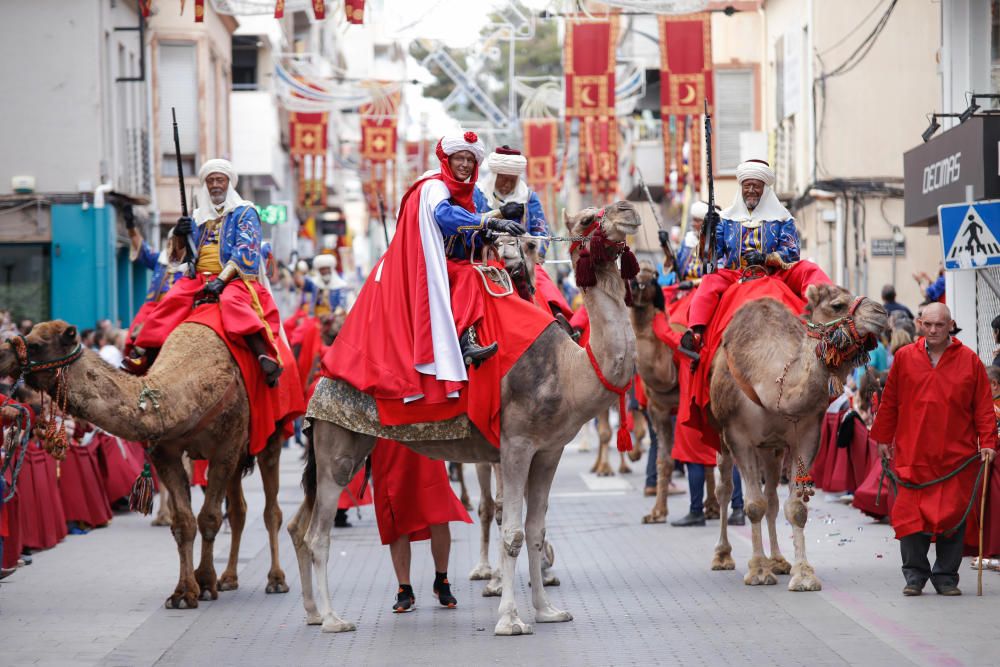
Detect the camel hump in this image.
<box><xmin>306</xmin><ymin>377</ymin><xmax>472</xmax><ymax>442</ymax></box>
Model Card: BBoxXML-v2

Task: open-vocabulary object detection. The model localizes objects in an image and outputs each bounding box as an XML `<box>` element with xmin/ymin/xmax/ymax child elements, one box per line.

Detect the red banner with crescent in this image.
<box><xmin>579</xmin><ymin>117</ymin><xmax>618</xmax><ymax>197</ymax></box>
<box><xmin>290</xmin><ymin>112</ymin><xmax>328</xmax><ymax>209</ymax></box>
<box><xmin>564</xmin><ymin>16</ymin><xmax>618</xmax><ymax>120</ymax></box>
<box><xmin>522</xmin><ymin>119</ymin><xmax>558</xmax><ymax>191</ymax></box>
<box><xmin>345</xmin><ymin>0</ymin><xmax>365</xmax><ymax>24</ymax></box>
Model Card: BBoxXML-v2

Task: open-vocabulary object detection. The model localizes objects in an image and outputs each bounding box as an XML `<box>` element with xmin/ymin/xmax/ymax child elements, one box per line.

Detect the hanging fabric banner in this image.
<box><xmin>312</xmin><ymin>0</ymin><xmax>326</xmax><ymax>20</ymax></box>
<box><xmin>194</xmin><ymin>0</ymin><xmax>205</xmax><ymax>22</ymax></box>
<box><xmin>290</xmin><ymin>112</ymin><xmax>328</xmax><ymax>209</ymax></box>
<box><xmin>274</xmin><ymin>0</ymin><xmax>285</xmax><ymax>19</ymax></box>
<box><xmin>139</xmin><ymin>0</ymin><xmax>152</xmax><ymax>17</ymax></box>
<box><xmin>359</xmin><ymin>89</ymin><xmax>400</xmax><ymax>219</ymax></box>
<box><xmin>345</xmin><ymin>0</ymin><xmax>365</xmax><ymax>24</ymax></box>
<box><xmin>522</xmin><ymin>118</ymin><xmax>560</xmax><ymax>224</ymax></box>
<box><xmin>659</xmin><ymin>12</ymin><xmax>713</xmax><ymax>193</ymax></box>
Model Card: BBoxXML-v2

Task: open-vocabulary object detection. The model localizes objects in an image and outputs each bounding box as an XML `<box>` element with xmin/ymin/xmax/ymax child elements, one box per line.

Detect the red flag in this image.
<box><xmin>564</xmin><ymin>16</ymin><xmax>618</xmax><ymax>120</ymax></box>
<box><xmin>312</xmin><ymin>0</ymin><xmax>326</xmax><ymax>20</ymax></box>
<box><xmin>658</xmin><ymin>13</ymin><xmax>714</xmax><ymax>116</ymax></box>
<box><xmin>139</xmin><ymin>0</ymin><xmax>152</xmax><ymax>16</ymax></box>
<box><xmin>522</xmin><ymin>119</ymin><xmax>558</xmax><ymax>190</ymax></box>
<box><xmin>345</xmin><ymin>0</ymin><xmax>365</xmax><ymax>24</ymax></box>
<box><xmin>274</xmin><ymin>0</ymin><xmax>285</xmax><ymax>19</ymax></box>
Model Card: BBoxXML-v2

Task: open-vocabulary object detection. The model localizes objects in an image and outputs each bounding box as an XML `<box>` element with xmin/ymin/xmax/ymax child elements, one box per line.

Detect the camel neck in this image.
<box><xmin>582</xmin><ymin>269</ymin><xmax>635</xmax><ymax>390</ymax></box>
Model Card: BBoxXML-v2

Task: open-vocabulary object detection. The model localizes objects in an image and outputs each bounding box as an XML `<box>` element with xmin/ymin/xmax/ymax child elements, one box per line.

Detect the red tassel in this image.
<box><xmin>575</xmin><ymin>247</ymin><xmax>596</xmax><ymax>287</ymax></box>
<box><xmin>620</xmin><ymin>246</ymin><xmax>640</xmax><ymax>280</ymax></box>
<box><xmin>129</xmin><ymin>463</ymin><xmax>155</xmax><ymax>515</ymax></box>
<box><xmin>616</xmin><ymin>395</ymin><xmax>632</xmax><ymax>452</ymax></box>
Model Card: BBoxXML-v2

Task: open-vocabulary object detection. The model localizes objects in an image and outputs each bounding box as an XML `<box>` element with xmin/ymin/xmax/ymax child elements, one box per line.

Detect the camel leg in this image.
<box><xmin>194</xmin><ymin>454</ymin><xmax>238</xmax><ymax>601</ymax></box>
<box><xmin>642</xmin><ymin>408</ymin><xmax>673</xmax><ymax>524</ymax></box>
<box><xmin>592</xmin><ymin>411</ymin><xmax>614</xmax><ymax>476</ymax></box>
<box><xmin>525</xmin><ymin>448</ymin><xmax>572</xmax><ymax>623</ymax></box>
<box><xmin>617</xmin><ymin>449</ymin><xmax>632</xmax><ymax>475</ymax></box>
<box><xmin>257</xmin><ymin>435</ymin><xmax>289</xmax><ymax>594</ymax></box>
<box><xmin>483</xmin><ymin>463</ymin><xmax>504</xmax><ymax>597</ymax></box>
<box><xmin>455</xmin><ymin>462</ymin><xmax>474</xmax><ymax>512</ymax></box>
<box><xmin>152</xmin><ymin>482</ymin><xmax>173</xmax><ymax>526</ymax></box>
<box><xmin>154</xmin><ymin>452</ymin><xmax>200</xmax><ymax>609</ymax></box>
<box><xmin>469</xmin><ymin>462</ymin><xmax>494</xmax><ymax>581</ymax></box>
<box><xmin>217</xmin><ymin>472</ymin><xmax>247</xmax><ymax>591</ymax></box>
<box><xmin>287</xmin><ymin>472</ymin><xmax>319</xmax><ymax>624</ymax></box>
<box><xmin>541</xmin><ymin>539</ymin><xmax>558</xmax><ymax>586</ymax></box>
<box><xmin>495</xmin><ymin>440</ymin><xmax>533</xmax><ymax>636</ymax></box>
<box><xmin>307</xmin><ymin>421</ymin><xmax>373</xmax><ymax>633</ymax></box>
<box><xmin>704</xmin><ymin>466</ymin><xmax>720</xmax><ymax>520</ymax></box>
<box><xmin>729</xmin><ymin>441</ymin><xmax>775</xmax><ymax>586</ymax></box>
<box><xmin>763</xmin><ymin>451</ymin><xmax>791</xmax><ymax>575</ymax></box>
<box><xmin>787</xmin><ymin>422</ymin><xmax>823</xmax><ymax>592</ymax></box>
<box><xmin>711</xmin><ymin>445</ymin><xmax>736</xmax><ymax>570</ymax></box>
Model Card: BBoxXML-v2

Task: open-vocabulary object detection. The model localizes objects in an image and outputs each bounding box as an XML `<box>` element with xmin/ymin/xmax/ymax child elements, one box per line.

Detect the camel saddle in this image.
<box><xmin>306</xmin><ymin>377</ymin><xmax>472</xmax><ymax>441</ymax></box>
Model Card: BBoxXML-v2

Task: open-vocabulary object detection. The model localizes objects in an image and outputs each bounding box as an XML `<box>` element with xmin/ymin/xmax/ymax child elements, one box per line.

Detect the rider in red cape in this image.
<box><xmin>323</xmin><ymin>132</ymin><xmax>553</xmax><ymax>446</ymax></box>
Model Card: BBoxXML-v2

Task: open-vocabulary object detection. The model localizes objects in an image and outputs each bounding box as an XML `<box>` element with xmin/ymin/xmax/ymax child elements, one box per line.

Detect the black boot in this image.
<box><xmin>728</xmin><ymin>507</ymin><xmax>746</xmax><ymax>526</ymax></box>
<box><xmin>334</xmin><ymin>508</ymin><xmax>352</xmax><ymax>528</ymax></box>
<box><xmin>393</xmin><ymin>584</ymin><xmax>415</xmax><ymax>613</ymax></box>
<box><xmin>671</xmin><ymin>511</ymin><xmax>706</xmax><ymax>527</ymax></box>
<box><xmin>459</xmin><ymin>326</ymin><xmax>497</xmax><ymax>368</ymax></box>
<box><xmin>433</xmin><ymin>571</ymin><xmax>457</xmax><ymax>608</ymax></box>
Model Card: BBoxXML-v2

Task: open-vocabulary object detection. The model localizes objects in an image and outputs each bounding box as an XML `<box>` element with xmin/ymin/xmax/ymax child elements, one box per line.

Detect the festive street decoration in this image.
<box><xmin>523</xmin><ymin>117</ymin><xmax>561</xmax><ymax>228</ymax></box>
<box><xmin>345</xmin><ymin>0</ymin><xmax>365</xmax><ymax>24</ymax></box>
<box><xmin>359</xmin><ymin>87</ymin><xmax>401</xmax><ymax>220</ymax></box>
<box><xmin>658</xmin><ymin>12</ymin><xmax>713</xmax><ymax>193</ymax></box>
<box><xmin>290</xmin><ymin>111</ymin><xmax>328</xmax><ymax>209</ymax></box>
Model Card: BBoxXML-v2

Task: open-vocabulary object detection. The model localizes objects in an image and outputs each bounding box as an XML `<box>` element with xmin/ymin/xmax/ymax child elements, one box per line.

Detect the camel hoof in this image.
<box><xmin>321</xmin><ymin>617</ymin><xmax>357</xmax><ymax>633</ymax></box>
<box><xmin>769</xmin><ymin>557</ymin><xmax>792</xmax><ymax>575</ymax></box>
<box><xmin>495</xmin><ymin>614</ymin><xmax>533</xmax><ymax>636</ymax></box>
<box><xmin>151</xmin><ymin>516</ymin><xmax>172</xmax><ymax>527</ymax></box>
<box><xmin>789</xmin><ymin>564</ymin><xmax>822</xmax><ymax>592</ymax></box>
<box><xmin>618</xmin><ymin>464</ymin><xmax>632</xmax><ymax>474</ymax></box>
<box><xmin>469</xmin><ymin>563</ymin><xmax>493</xmax><ymax>581</ymax></box>
<box><xmin>542</xmin><ymin>574</ymin><xmax>560</xmax><ymax>587</ymax></box>
<box><xmin>482</xmin><ymin>580</ymin><xmax>503</xmax><ymax>597</ymax></box>
<box><xmin>711</xmin><ymin>553</ymin><xmax>736</xmax><ymax>571</ymax></box>
<box><xmin>198</xmin><ymin>588</ymin><xmax>218</xmax><ymax>601</ymax></box>
<box><xmin>218</xmin><ymin>577</ymin><xmax>239</xmax><ymax>592</ymax></box>
<box><xmin>165</xmin><ymin>594</ymin><xmax>198</xmax><ymax>610</ymax></box>
<box><xmin>704</xmin><ymin>508</ymin><xmax>721</xmax><ymax>520</ymax></box>
<box><xmin>744</xmin><ymin>565</ymin><xmax>778</xmax><ymax>586</ymax></box>
<box><xmin>642</xmin><ymin>511</ymin><xmax>667</xmax><ymax>524</ymax></box>
<box><xmin>306</xmin><ymin>612</ymin><xmax>323</xmax><ymax>626</ymax></box>
<box><xmin>266</xmin><ymin>581</ymin><xmax>290</xmax><ymax>594</ymax></box>
<box><xmin>535</xmin><ymin>606</ymin><xmax>573</xmax><ymax>623</ymax></box>
<box><xmin>542</xmin><ymin>541</ymin><xmax>555</xmax><ymax>569</ymax></box>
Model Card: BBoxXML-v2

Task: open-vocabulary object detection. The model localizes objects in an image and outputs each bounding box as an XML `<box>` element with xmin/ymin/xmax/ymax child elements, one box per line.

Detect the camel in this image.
<box><xmin>707</xmin><ymin>281</ymin><xmax>887</xmax><ymax>591</ymax></box>
<box><xmin>628</xmin><ymin>261</ymin><xmax>718</xmax><ymax>524</ymax></box>
<box><xmin>0</xmin><ymin>321</ymin><xmax>291</xmax><ymax>608</ymax></box>
<box><xmin>287</xmin><ymin>200</ymin><xmax>641</xmax><ymax>635</ymax></box>
<box><xmin>588</xmin><ymin>406</ymin><xmax>642</xmax><ymax>476</ymax></box>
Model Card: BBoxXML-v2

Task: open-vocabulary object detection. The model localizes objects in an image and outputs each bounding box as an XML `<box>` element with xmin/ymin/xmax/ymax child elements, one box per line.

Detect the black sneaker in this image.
<box><xmin>671</xmin><ymin>511</ymin><xmax>706</xmax><ymax>527</ymax></box>
<box><xmin>728</xmin><ymin>508</ymin><xmax>746</xmax><ymax>526</ymax></box>
<box><xmin>334</xmin><ymin>508</ymin><xmax>352</xmax><ymax>528</ymax></box>
<box><xmin>433</xmin><ymin>577</ymin><xmax>457</xmax><ymax>608</ymax></box>
<box><xmin>393</xmin><ymin>585</ymin><xmax>415</xmax><ymax>613</ymax></box>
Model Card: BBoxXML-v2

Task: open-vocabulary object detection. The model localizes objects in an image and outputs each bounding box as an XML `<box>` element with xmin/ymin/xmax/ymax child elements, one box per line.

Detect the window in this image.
<box><xmin>714</xmin><ymin>68</ymin><xmax>755</xmax><ymax>173</ymax></box>
<box><xmin>0</xmin><ymin>243</ymin><xmax>50</xmax><ymax>322</ymax></box>
<box><xmin>232</xmin><ymin>36</ymin><xmax>259</xmax><ymax>90</ymax></box>
<box><xmin>158</xmin><ymin>42</ymin><xmax>199</xmax><ymax>177</ymax></box>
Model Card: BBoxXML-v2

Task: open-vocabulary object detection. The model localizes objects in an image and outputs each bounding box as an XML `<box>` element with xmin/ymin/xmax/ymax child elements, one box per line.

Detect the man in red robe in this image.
<box><xmin>871</xmin><ymin>302</ymin><xmax>997</xmax><ymax>596</ymax></box>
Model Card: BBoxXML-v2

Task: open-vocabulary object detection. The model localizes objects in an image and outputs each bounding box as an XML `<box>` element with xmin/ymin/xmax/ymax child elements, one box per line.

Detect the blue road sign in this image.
<box><xmin>938</xmin><ymin>200</ymin><xmax>1000</xmax><ymax>270</ymax></box>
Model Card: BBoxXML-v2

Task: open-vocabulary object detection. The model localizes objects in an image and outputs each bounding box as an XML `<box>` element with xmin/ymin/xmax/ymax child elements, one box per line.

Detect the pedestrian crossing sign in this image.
<box><xmin>938</xmin><ymin>200</ymin><xmax>1000</xmax><ymax>271</ymax></box>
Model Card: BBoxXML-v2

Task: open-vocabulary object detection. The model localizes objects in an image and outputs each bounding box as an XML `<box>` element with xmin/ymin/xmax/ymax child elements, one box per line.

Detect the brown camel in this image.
<box><xmin>628</xmin><ymin>261</ymin><xmax>718</xmax><ymax>523</ymax></box>
<box><xmin>287</xmin><ymin>201</ymin><xmax>641</xmax><ymax>635</ymax></box>
<box><xmin>0</xmin><ymin>322</ymin><xmax>290</xmax><ymax>608</ymax></box>
<box><xmin>707</xmin><ymin>282</ymin><xmax>887</xmax><ymax>590</ymax></box>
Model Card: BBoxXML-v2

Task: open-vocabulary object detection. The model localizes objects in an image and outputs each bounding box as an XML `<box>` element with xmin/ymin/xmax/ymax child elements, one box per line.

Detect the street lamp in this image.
<box><xmin>920</xmin><ymin>112</ymin><xmax>962</xmax><ymax>142</ymax></box>
<box><xmin>959</xmin><ymin>93</ymin><xmax>1000</xmax><ymax>123</ymax></box>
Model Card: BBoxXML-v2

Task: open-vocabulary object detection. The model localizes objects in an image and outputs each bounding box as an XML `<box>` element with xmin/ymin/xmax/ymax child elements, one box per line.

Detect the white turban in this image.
<box><xmin>193</xmin><ymin>158</ymin><xmax>251</xmax><ymax>225</ymax></box>
<box><xmin>312</xmin><ymin>254</ymin><xmax>336</xmax><ymax>271</ymax></box>
<box><xmin>735</xmin><ymin>159</ymin><xmax>776</xmax><ymax>187</ymax></box>
<box><xmin>438</xmin><ymin>131</ymin><xmax>486</xmax><ymax>165</ymax></box>
<box><xmin>486</xmin><ymin>147</ymin><xmax>527</xmax><ymax>176</ymax></box>
<box><xmin>690</xmin><ymin>201</ymin><xmax>709</xmax><ymax>220</ymax></box>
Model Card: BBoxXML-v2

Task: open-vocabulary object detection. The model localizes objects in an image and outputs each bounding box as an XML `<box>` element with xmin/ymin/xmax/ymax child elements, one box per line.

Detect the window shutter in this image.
<box><xmin>715</xmin><ymin>69</ymin><xmax>754</xmax><ymax>173</ymax></box>
<box><xmin>157</xmin><ymin>43</ymin><xmax>199</xmax><ymax>165</ymax></box>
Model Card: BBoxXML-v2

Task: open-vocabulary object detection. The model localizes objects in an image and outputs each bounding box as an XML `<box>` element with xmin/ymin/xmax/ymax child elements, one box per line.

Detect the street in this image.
<box><xmin>1</xmin><ymin>429</ymin><xmax>996</xmax><ymax>667</ymax></box>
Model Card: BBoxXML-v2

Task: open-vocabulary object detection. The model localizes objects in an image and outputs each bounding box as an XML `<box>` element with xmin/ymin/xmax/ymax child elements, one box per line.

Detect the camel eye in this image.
<box><xmin>527</xmin><ymin>242</ymin><xmax>537</xmax><ymax>251</ymax></box>
<box><xmin>831</xmin><ymin>301</ymin><xmax>847</xmax><ymax>311</ymax></box>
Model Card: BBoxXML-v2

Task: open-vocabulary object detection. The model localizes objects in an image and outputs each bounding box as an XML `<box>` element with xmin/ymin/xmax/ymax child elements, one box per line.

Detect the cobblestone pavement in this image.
<box><xmin>1</xmin><ymin>428</ymin><xmax>997</xmax><ymax>666</ymax></box>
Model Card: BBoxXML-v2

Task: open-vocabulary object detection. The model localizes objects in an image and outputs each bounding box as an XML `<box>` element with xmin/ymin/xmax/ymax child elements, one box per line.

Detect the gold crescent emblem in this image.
<box><xmin>581</xmin><ymin>85</ymin><xmax>598</xmax><ymax>107</ymax></box>
<box><xmin>679</xmin><ymin>83</ymin><xmax>697</xmax><ymax>105</ymax></box>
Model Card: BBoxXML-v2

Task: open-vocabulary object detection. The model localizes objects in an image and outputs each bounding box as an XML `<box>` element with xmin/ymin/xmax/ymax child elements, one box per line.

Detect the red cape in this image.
<box><xmin>811</xmin><ymin>409</ymin><xmax>876</xmax><ymax>494</ymax></box>
<box><xmin>58</xmin><ymin>442</ymin><xmax>113</xmax><ymax>527</ymax></box>
<box><xmin>534</xmin><ymin>266</ymin><xmax>573</xmax><ymax>319</ymax></box>
<box><xmin>94</xmin><ymin>433</ymin><xmax>146</xmax><ymax>503</ymax></box>
<box><xmin>323</xmin><ymin>174</ymin><xmax>552</xmax><ymax>447</ymax></box>
<box><xmin>186</xmin><ymin>305</ymin><xmax>306</xmax><ymax>456</ymax></box>
<box><xmin>18</xmin><ymin>446</ymin><xmax>67</xmax><ymax>549</ymax></box>
<box><xmin>679</xmin><ymin>277</ymin><xmax>806</xmax><ymax>449</ymax></box>
<box><xmin>870</xmin><ymin>338</ymin><xmax>997</xmax><ymax>539</ymax></box>
<box><xmin>370</xmin><ymin>438</ymin><xmax>471</xmax><ymax>545</ymax></box>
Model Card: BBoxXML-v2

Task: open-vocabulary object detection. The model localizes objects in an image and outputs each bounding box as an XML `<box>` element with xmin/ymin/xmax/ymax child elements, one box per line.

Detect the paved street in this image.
<box><xmin>1</xmin><ymin>427</ymin><xmax>997</xmax><ymax>667</ymax></box>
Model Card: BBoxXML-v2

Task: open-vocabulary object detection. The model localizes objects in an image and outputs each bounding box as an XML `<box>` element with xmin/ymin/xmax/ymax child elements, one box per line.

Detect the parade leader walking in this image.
<box><xmin>871</xmin><ymin>302</ymin><xmax>997</xmax><ymax>597</ymax></box>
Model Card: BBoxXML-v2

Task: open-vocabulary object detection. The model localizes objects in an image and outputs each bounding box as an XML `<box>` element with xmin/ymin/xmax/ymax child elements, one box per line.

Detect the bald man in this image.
<box><xmin>870</xmin><ymin>302</ymin><xmax>997</xmax><ymax>597</ymax></box>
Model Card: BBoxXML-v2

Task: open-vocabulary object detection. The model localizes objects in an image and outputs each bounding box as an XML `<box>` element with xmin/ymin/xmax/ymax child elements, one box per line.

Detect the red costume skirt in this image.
<box><xmin>19</xmin><ymin>446</ymin><xmax>67</xmax><ymax>549</ymax></box>
<box><xmin>94</xmin><ymin>433</ymin><xmax>146</xmax><ymax>503</ymax></box>
<box><xmin>338</xmin><ymin>470</ymin><xmax>374</xmax><ymax>511</ymax></box>
<box><xmin>370</xmin><ymin>438</ymin><xmax>471</xmax><ymax>545</ymax></box>
<box><xmin>134</xmin><ymin>274</ymin><xmax>280</xmax><ymax>352</ymax></box>
<box><xmin>59</xmin><ymin>443</ymin><xmax>113</xmax><ymax>527</ymax></box>
<box><xmin>688</xmin><ymin>262</ymin><xmax>831</xmax><ymax>329</ymax></box>
<box><xmin>811</xmin><ymin>411</ymin><xmax>876</xmax><ymax>494</ymax></box>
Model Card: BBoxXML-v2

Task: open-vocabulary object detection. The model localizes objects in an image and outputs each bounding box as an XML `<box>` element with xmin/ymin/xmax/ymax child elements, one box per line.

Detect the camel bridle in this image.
<box><xmin>7</xmin><ymin>334</ymin><xmax>84</xmax><ymax>379</ymax></box>
<box><xmin>570</xmin><ymin>207</ymin><xmax>641</xmax><ymax>305</ymax></box>
<box><xmin>805</xmin><ymin>296</ymin><xmax>878</xmax><ymax>370</ymax></box>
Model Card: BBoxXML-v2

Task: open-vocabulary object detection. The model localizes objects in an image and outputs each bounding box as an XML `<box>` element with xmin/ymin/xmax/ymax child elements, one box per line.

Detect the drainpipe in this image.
<box><xmin>94</xmin><ymin>181</ymin><xmax>114</xmax><ymax>209</ymax></box>
<box><xmin>93</xmin><ymin>181</ymin><xmax>115</xmax><ymax>322</ymax></box>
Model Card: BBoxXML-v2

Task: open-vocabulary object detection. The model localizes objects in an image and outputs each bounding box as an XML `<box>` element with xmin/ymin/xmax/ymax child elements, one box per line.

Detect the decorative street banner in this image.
<box><xmin>290</xmin><ymin>111</ymin><xmax>328</xmax><ymax>209</ymax></box>
<box><xmin>345</xmin><ymin>0</ymin><xmax>365</xmax><ymax>24</ymax></box>
<box><xmin>564</xmin><ymin>15</ymin><xmax>619</xmax><ymax>197</ymax></box>
<box><xmin>359</xmin><ymin>88</ymin><xmax>401</xmax><ymax>219</ymax></box>
<box><xmin>312</xmin><ymin>0</ymin><xmax>326</xmax><ymax>20</ymax></box>
<box><xmin>274</xmin><ymin>0</ymin><xmax>285</xmax><ymax>18</ymax></box>
<box><xmin>523</xmin><ymin>118</ymin><xmax>560</xmax><ymax>224</ymax></box>
<box><xmin>659</xmin><ymin>12</ymin><xmax>713</xmax><ymax>193</ymax></box>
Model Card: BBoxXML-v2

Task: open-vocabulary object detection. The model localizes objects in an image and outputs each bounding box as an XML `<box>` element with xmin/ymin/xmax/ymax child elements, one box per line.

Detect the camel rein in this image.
<box><xmin>0</xmin><ymin>401</ymin><xmax>32</xmax><ymax>502</ymax></box>
<box><xmin>584</xmin><ymin>343</ymin><xmax>634</xmax><ymax>453</ymax></box>
<box><xmin>876</xmin><ymin>453</ymin><xmax>987</xmax><ymax>537</ymax></box>
<box><xmin>8</xmin><ymin>335</ymin><xmax>84</xmax><ymax>378</ymax></box>
<box><xmin>570</xmin><ymin>207</ymin><xmax>640</xmax><ymax>305</ymax></box>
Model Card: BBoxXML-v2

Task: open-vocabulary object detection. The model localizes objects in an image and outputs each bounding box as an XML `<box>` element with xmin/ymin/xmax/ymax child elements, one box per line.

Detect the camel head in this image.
<box><xmin>804</xmin><ymin>283</ymin><xmax>889</xmax><ymax>372</ymax></box>
<box><xmin>496</xmin><ymin>234</ymin><xmax>541</xmax><ymax>302</ymax></box>
<box><xmin>629</xmin><ymin>260</ymin><xmax>665</xmax><ymax>311</ymax></box>
<box><xmin>565</xmin><ymin>201</ymin><xmax>642</xmax><ymax>297</ymax></box>
<box><xmin>0</xmin><ymin>321</ymin><xmax>82</xmax><ymax>391</ymax></box>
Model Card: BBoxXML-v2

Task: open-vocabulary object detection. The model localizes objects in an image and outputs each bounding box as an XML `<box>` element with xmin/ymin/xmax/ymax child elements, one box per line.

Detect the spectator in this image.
<box><xmin>97</xmin><ymin>330</ymin><xmax>124</xmax><ymax>368</ymax></box>
<box><xmin>991</xmin><ymin>315</ymin><xmax>1000</xmax><ymax>368</ymax></box>
<box><xmin>80</xmin><ymin>328</ymin><xmax>97</xmax><ymax>350</ymax></box>
<box><xmin>870</xmin><ymin>302</ymin><xmax>996</xmax><ymax>596</ymax></box>
<box><xmin>18</xmin><ymin>319</ymin><xmax>33</xmax><ymax>336</ymax></box>
<box><xmin>881</xmin><ymin>285</ymin><xmax>913</xmax><ymax>319</ymax></box>
<box><xmin>913</xmin><ymin>263</ymin><xmax>945</xmax><ymax>305</ymax></box>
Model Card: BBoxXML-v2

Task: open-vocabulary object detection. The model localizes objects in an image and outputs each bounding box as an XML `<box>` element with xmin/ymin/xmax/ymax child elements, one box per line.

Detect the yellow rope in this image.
<box><xmin>242</xmin><ymin>276</ymin><xmax>282</xmax><ymax>367</ymax></box>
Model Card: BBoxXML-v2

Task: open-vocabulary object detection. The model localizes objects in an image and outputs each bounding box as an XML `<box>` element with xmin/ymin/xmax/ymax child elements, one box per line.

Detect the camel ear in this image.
<box><xmin>804</xmin><ymin>284</ymin><xmax>822</xmax><ymax>307</ymax></box>
<box><xmin>61</xmin><ymin>326</ymin><xmax>78</xmax><ymax>346</ymax></box>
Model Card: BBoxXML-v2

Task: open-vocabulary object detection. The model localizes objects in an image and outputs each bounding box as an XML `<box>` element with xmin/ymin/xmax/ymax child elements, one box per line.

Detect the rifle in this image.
<box><xmin>702</xmin><ymin>99</ymin><xmax>718</xmax><ymax>274</ymax></box>
<box><xmin>635</xmin><ymin>165</ymin><xmax>678</xmax><ymax>272</ymax></box>
<box><xmin>376</xmin><ymin>191</ymin><xmax>390</xmax><ymax>249</ymax></box>
<box><xmin>172</xmin><ymin>107</ymin><xmax>198</xmax><ymax>278</ymax></box>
